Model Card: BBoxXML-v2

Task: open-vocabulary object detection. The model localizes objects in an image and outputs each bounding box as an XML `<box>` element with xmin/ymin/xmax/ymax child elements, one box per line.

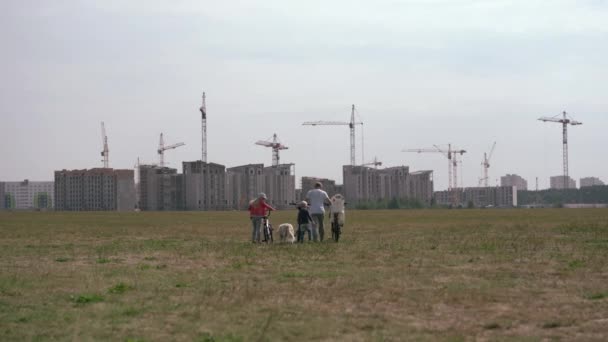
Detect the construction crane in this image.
<box><xmin>403</xmin><ymin>144</ymin><xmax>466</xmax><ymax>206</ymax></box>
<box><xmin>199</xmin><ymin>91</ymin><xmax>207</xmax><ymax>163</ymax></box>
<box><xmin>538</xmin><ymin>111</ymin><xmax>582</xmax><ymax>189</ymax></box>
<box><xmin>403</xmin><ymin>144</ymin><xmax>466</xmax><ymax>191</ymax></box>
<box><xmin>157</xmin><ymin>133</ymin><xmax>185</xmax><ymax>167</ymax></box>
<box><xmin>362</xmin><ymin>156</ymin><xmax>382</xmax><ymax>169</ymax></box>
<box><xmin>302</xmin><ymin>104</ymin><xmax>363</xmax><ymax>166</ymax></box>
<box><xmin>255</xmin><ymin>133</ymin><xmax>288</xmax><ymax>167</ymax></box>
<box><xmin>479</xmin><ymin>141</ymin><xmax>496</xmax><ymax>187</ymax></box>
<box><xmin>100</xmin><ymin>122</ymin><xmax>109</xmax><ymax>168</ymax></box>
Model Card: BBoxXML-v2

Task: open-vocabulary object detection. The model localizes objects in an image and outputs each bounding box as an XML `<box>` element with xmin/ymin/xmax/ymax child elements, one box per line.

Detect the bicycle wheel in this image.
<box><xmin>331</xmin><ymin>221</ymin><xmax>336</xmax><ymax>241</ymax></box>
<box><xmin>334</xmin><ymin>223</ymin><xmax>341</xmax><ymax>242</ymax></box>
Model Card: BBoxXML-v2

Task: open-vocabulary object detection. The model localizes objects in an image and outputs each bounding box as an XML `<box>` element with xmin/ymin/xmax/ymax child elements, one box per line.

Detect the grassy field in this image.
<box><xmin>1</xmin><ymin>209</ymin><xmax>608</xmax><ymax>341</ymax></box>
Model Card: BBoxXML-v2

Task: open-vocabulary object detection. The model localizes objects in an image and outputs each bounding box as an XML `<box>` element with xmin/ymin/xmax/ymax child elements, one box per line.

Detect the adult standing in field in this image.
<box><xmin>305</xmin><ymin>182</ymin><xmax>331</xmax><ymax>242</ymax></box>
<box><xmin>248</xmin><ymin>193</ymin><xmax>275</xmax><ymax>243</ymax></box>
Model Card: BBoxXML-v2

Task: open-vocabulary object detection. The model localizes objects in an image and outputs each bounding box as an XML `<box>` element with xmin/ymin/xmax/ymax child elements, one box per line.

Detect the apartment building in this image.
<box><xmin>183</xmin><ymin>161</ymin><xmax>227</xmax><ymax>210</ymax></box>
<box><xmin>54</xmin><ymin>169</ymin><xmax>135</xmax><ymax>211</ymax></box>
<box><xmin>1</xmin><ymin>180</ymin><xmax>54</xmax><ymax>210</ymax></box>
<box><xmin>501</xmin><ymin>174</ymin><xmax>528</xmax><ymax>191</ymax></box>
<box><xmin>580</xmin><ymin>177</ymin><xmax>605</xmax><ymax>188</ymax></box>
<box><xmin>226</xmin><ymin>164</ymin><xmax>265</xmax><ymax>210</ymax></box>
<box><xmin>434</xmin><ymin>186</ymin><xmax>517</xmax><ymax>207</ymax></box>
<box><xmin>138</xmin><ymin>165</ymin><xmax>184</xmax><ymax>211</ymax></box>
<box><xmin>550</xmin><ymin>175</ymin><xmax>576</xmax><ymax>189</ymax></box>
<box><xmin>342</xmin><ymin>165</ymin><xmax>433</xmax><ymax>205</ymax></box>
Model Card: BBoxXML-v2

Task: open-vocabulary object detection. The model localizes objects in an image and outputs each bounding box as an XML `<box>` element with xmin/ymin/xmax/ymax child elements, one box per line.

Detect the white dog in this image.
<box><xmin>278</xmin><ymin>223</ymin><xmax>296</xmax><ymax>244</ymax></box>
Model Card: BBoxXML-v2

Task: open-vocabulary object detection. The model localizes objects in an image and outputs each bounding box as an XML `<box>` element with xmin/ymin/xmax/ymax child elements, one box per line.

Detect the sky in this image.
<box><xmin>1</xmin><ymin>0</ymin><xmax>607</xmax><ymax>190</ymax></box>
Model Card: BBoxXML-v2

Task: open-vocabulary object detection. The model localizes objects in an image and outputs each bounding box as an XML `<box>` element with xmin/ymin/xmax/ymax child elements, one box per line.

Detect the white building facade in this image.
<box><xmin>2</xmin><ymin>180</ymin><xmax>54</xmax><ymax>210</ymax></box>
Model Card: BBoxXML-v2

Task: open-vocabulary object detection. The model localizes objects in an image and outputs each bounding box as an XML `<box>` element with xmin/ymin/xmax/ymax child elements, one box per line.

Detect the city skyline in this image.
<box><xmin>2</xmin><ymin>1</ymin><xmax>607</xmax><ymax>190</ymax></box>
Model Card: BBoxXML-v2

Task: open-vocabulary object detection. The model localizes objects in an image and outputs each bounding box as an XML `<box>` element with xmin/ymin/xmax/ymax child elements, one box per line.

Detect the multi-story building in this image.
<box><xmin>342</xmin><ymin>165</ymin><xmax>433</xmax><ymax>205</ymax></box>
<box><xmin>0</xmin><ymin>182</ymin><xmax>5</xmax><ymax>210</ymax></box>
<box><xmin>550</xmin><ymin>175</ymin><xmax>576</xmax><ymax>189</ymax></box>
<box><xmin>54</xmin><ymin>169</ymin><xmax>135</xmax><ymax>211</ymax></box>
<box><xmin>138</xmin><ymin>165</ymin><xmax>184</xmax><ymax>211</ymax></box>
<box><xmin>434</xmin><ymin>186</ymin><xmax>517</xmax><ymax>208</ymax></box>
<box><xmin>580</xmin><ymin>177</ymin><xmax>605</xmax><ymax>188</ymax></box>
<box><xmin>226</xmin><ymin>163</ymin><xmax>296</xmax><ymax>210</ymax></box>
<box><xmin>301</xmin><ymin>177</ymin><xmax>338</xmax><ymax>200</ymax></box>
<box><xmin>263</xmin><ymin>164</ymin><xmax>295</xmax><ymax>209</ymax></box>
<box><xmin>183</xmin><ymin>161</ymin><xmax>227</xmax><ymax>210</ymax></box>
<box><xmin>409</xmin><ymin>171</ymin><xmax>434</xmax><ymax>206</ymax></box>
<box><xmin>226</xmin><ymin>164</ymin><xmax>265</xmax><ymax>210</ymax></box>
<box><xmin>501</xmin><ymin>174</ymin><xmax>528</xmax><ymax>191</ymax></box>
<box><xmin>1</xmin><ymin>180</ymin><xmax>54</xmax><ymax>210</ymax></box>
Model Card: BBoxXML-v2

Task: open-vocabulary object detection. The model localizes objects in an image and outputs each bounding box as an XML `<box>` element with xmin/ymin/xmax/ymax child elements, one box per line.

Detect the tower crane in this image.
<box><xmin>101</xmin><ymin>122</ymin><xmax>109</xmax><ymax>168</ymax></box>
<box><xmin>403</xmin><ymin>144</ymin><xmax>466</xmax><ymax>191</ymax></box>
<box><xmin>157</xmin><ymin>133</ymin><xmax>185</xmax><ymax>167</ymax></box>
<box><xmin>302</xmin><ymin>104</ymin><xmax>363</xmax><ymax>166</ymax></box>
<box><xmin>255</xmin><ymin>133</ymin><xmax>288</xmax><ymax>167</ymax></box>
<box><xmin>403</xmin><ymin>144</ymin><xmax>466</xmax><ymax>206</ymax></box>
<box><xmin>362</xmin><ymin>156</ymin><xmax>382</xmax><ymax>169</ymax></box>
<box><xmin>479</xmin><ymin>141</ymin><xmax>496</xmax><ymax>187</ymax></box>
<box><xmin>538</xmin><ymin>111</ymin><xmax>582</xmax><ymax>189</ymax></box>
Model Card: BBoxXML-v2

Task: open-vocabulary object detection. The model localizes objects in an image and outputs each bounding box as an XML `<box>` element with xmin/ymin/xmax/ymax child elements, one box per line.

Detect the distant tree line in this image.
<box><xmin>518</xmin><ymin>186</ymin><xmax>608</xmax><ymax>206</ymax></box>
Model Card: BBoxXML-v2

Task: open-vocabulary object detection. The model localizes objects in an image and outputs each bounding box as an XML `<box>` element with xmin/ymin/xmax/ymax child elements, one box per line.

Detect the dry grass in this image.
<box><xmin>1</xmin><ymin>209</ymin><xmax>608</xmax><ymax>341</ymax></box>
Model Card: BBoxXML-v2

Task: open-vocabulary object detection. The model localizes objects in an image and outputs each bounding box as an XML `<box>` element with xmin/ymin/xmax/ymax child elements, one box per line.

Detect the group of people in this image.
<box><xmin>248</xmin><ymin>182</ymin><xmax>331</xmax><ymax>243</ymax></box>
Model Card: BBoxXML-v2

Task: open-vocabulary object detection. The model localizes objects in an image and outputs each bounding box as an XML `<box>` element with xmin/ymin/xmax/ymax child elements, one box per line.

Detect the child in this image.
<box><xmin>296</xmin><ymin>201</ymin><xmax>314</xmax><ymax>243</ymax></box>
<box><xmin>248</xmin><ymin>193</ymin><xmax>275</xmax><ymax>243</ymax></box>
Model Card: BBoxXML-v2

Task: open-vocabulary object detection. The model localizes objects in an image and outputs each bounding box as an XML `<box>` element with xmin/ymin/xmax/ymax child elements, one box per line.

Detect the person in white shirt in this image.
<box><xmin>305</xmin><ymin>182</ymin><xmax>331</xmax><ymax>241</ymax></box>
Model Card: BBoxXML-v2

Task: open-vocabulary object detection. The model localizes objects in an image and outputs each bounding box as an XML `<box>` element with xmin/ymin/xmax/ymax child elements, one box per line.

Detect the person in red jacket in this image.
<box><xmin>248</xmin><ymin>193</ymin><xmax>276</xmax><ymax>243</ymax></box>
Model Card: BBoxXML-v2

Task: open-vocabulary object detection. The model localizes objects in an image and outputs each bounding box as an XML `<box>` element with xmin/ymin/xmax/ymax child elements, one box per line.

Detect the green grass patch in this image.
<box><xmin>72</xmin><ymin>294</ymin><xmax>104</xmax><ymax>304</ymax></box>
<box><xmin>108</xmin><ymin>283</ymin><xmax>134</xmax><ymax>294</ymax></box>
<box><xmin>55</xmin><ymin>257</ymin><xmax>70</xmax><ymax>262</ymax></box>
<box><xmin>585</xmin><ymin>292</ymin><xmax>607</xmax><ymax>300</ymax></box>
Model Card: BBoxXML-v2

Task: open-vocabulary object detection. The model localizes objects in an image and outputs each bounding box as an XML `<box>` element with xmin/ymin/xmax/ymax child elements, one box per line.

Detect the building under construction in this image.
<box><xmin>138</xmin><ymin>165</ymin><xmax>184</xmax><ymax>211</ymax></box>
<box><xmin>342</xmin><ymin>165</ymin><xmax>434</xmax><ymax>206</ymax></box>
<box><xmin>54</xmin><ymin>168</ymin><xmax>135</xmax><ymax>211</ymax></box>
<box><xmin>501</xmin><ymin>174</ymin><xmax>528</xmax><ymax>191</ymax></box>
<box><xmin>0</xmin><ymin>183</ymin><xmax>4</xmax><ymax>210</ymax></box>
<box><xmin>580</xmin><ymin>177</ymin><xmax>604</xmax><ymax>188</ymax></box>
<box><xmin>263</xmin><ymin>164</ymin><xmax>295</xmax><ymax>209</ymax></box>
<box><xmin>226</xmin><ymin>163</ymin><xmax>295</xmax><ymax>210</ymax></box>
<box><xmin>434</xmin><ymin>186</ymin><xmax>517</xmax><ymax>208</ymax></box>
<box><xmin>183</xmin><ymin>161</ymin><xmax>227</xmax><ymax>210</ymax></box>
<box><xmin>550</xmin><ymin>175</ymin><xmax>576</xmax><ymax>189</ymax></box>
<box><xmin>226</xmin><ymin>164</ymin><xmax>266</xmax><ymax>210</ymax></box>
<box><xmin>300</xmin><ymin>177</ymin><xmax>339</xmax><ymax>200</ymax></box>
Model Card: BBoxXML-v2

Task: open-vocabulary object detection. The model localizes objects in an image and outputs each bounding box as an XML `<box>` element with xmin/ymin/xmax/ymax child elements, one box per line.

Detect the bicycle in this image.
<box><xmin>261</xmin><ymin>211</ymin><xmax>274</xmax><ymax>243</ymax></box>
<box><xmin>329</xmin><ymin>194</ymin><xmax>346</xmax><ymax>242</ymax></box>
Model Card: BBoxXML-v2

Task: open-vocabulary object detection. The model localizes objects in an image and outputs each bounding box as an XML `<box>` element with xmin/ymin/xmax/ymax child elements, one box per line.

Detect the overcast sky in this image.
<box><xmin>2</xmin><ymin>0</ymin><xmax>607</xmax><ymax>190</ymax></box>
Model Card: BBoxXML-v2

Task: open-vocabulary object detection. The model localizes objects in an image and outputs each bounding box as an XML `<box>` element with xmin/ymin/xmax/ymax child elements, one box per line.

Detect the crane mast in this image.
<box><xmin>101</xmin><ymin>122</ymin><xmax>109</xmax><ymax>168</ymax></box>
<box><xmin>200</xmin><ymin>92</ymin><xmax>207</xmax><ymax>163</ymax></box>
<box><xmin>349</xmin><ymin>104</ymin><xmax>356</xmax><ymax>166</ymax></box>
<box><xmin>479</xmin><ymin>142</ymin><xmax>496</xmax><ymax>187</ymax></box>
<box><xmin>302</xmin><ymin>104</ymin><xmax>363</xmax><ymax>166</ymax></box>
<box><xmin>538</xmin><ymin>111</ymin><xmax>582</xmax><ymax>189</ymax></box>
